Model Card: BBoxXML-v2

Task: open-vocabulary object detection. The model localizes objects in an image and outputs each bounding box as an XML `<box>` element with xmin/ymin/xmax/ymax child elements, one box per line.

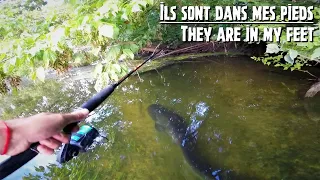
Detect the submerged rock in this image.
<box><xmin>305</xmin><ymin>81</ymin><xmax>320</xmax><ymax>98</ymax></box>
<box><xmin>303</xmin><ymin>81</ymin><xmax>320</xmax><ymax>122</ymax></box>
<box><xmin>304</xmin><ymin>92</ymin><xmax>320</xmax><ymax>123</ymax></box>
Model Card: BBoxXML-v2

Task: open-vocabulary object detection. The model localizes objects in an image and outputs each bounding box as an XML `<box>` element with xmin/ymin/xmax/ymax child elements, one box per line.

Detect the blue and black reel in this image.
<box><xmin>57</xmin><ymin>125</ymin><xmax>99</xmax><ymax>163</ymax></box>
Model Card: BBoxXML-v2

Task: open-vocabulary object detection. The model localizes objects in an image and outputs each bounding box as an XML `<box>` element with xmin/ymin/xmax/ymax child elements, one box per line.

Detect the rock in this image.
<box><xmin>304</xmin><ymin>94</ymin><xmax>320</xmax><ymax>123</ymax></box>
<box><xmin>305</xmin><ymin>81</ymin><xmax>320</xmax><ymax>98</ymax></box>
<box><xmin>304</xmin><ymin>81</ymin><xmax>320</xmax><ymax>122</ymax></box>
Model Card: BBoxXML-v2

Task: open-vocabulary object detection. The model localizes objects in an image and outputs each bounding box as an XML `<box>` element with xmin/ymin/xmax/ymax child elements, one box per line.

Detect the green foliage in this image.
<box><xmin>0</xmin><ymin>1</ymin><xmax>73</xmax><ymax>91</ymax></box>
<box><xmin>252</xmin><ymin>6</ymin><xmax>320</xmax><ymax>72</ymax></box>
<box><xmin>0</xmin><ymin>0</ymin><xmax>160</xmax><ymax>92</ymax></box>
<box><xmin>0</xmin><ymin>0</ymin><xmax>319</xmax><ymax>93</ymax></box>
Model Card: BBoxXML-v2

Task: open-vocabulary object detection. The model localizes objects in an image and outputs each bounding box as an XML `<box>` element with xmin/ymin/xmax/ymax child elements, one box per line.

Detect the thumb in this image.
<box><xmin>61</xmin><ymin>109</ymin><xmax>89</xmax><ymax>125</ymax></box>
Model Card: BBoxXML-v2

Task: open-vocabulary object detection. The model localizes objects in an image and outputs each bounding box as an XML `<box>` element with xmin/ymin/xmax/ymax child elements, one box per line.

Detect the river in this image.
<box><xmin>0</xmin><ymin>56</ymin><xmax>319</xmax><ymax>179</ymax></box>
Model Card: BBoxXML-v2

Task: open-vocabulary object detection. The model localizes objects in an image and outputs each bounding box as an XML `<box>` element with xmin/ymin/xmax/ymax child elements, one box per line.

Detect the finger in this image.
<box><xmin>72</xmin><ymin>125</ymin><xmax>80</xmax><ymax>133</ymax></box>
<box><xmin>62</xmin><ymin>109</ymin><xmax>89</xmax><ymax>125</ymax></box>
<box><xmin>39</xmin><ymin>138</ymin><xmax>62</xmax><ymax>150</ymax></box>
<box><xmin>53</xmin><ymin>133</ymin><xmax>71</xmax><ymax>144</ymax></box>
<box><xmin>37</xmin><ymin>145</ymin><xmax>54</xmax><ymax>155</ymax></box>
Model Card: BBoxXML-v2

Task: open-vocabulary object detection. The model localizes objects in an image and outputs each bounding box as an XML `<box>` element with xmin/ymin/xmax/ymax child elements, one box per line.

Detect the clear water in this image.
<box><xmin>0</xmin><ymin>56</ymin><xmax>319</xmax><ymax>180</ymax></box>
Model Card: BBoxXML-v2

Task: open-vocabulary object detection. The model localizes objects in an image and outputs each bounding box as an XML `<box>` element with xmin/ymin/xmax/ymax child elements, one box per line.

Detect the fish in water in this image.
<box><xmin>147</xmin><ymin>104</ymin><xmax>237</xmax><ymax>180</ymax></box>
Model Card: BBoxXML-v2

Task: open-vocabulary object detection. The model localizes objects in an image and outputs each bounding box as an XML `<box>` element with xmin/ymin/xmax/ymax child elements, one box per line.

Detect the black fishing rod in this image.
<box><xmin>0</xmin><ymin>47</ymin><xmax>162</xmax><ymax>179</ymax></box>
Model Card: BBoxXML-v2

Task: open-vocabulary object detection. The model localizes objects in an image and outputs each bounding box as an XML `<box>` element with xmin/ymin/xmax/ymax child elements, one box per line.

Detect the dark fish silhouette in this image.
<box><xmin>148</xmin><ymin>104</ymin><xmax>238</xmax><ymax>180</ymax></box>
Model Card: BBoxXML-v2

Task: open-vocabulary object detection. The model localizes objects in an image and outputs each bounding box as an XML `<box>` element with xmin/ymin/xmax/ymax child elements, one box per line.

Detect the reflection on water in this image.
<box><xmin>1</xmin><ymin>56</ymin><xmax>320</xmax><ymax>179</ymax></box>
<box><xmin>0</xmin><ymin>154</ymin><xmax>56</xmax><ymax>179</ymax></box>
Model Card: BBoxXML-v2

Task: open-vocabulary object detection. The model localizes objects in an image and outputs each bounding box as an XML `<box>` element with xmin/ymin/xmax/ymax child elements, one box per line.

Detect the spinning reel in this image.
<box><xmin>57</xmin><ymin>125</ymin><xmax>100</xmax><ymax>163</ymax></box>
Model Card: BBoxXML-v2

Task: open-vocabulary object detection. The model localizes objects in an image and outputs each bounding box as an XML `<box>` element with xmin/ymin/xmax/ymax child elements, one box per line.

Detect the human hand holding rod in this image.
<box><xmin>0</xmin><ymin>109</ymin><xmax>89</xmax><ymax>156</ymax></box>
<box><xmin>0</xmin><ymin>109</ymin><xmax>89</xmax><ymax>180</ymax></box>
<box><xmin>0</xmin><ymin>83</ymin><xmax>117</xmax><ymax>179</ymax></box>
<box><xmin>0</xmin><ymin>80</ymin><xmax>118</xmax><ymax>180</ymax></box>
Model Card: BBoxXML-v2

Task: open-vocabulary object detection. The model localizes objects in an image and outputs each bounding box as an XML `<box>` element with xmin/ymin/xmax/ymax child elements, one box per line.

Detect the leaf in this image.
<box><xmin>9</xmin><ymin>57</ymin><xmax>16</xmax><ymax>65</ymax></box>
<box><xmin>94</xmin><ymin>76</ymin><xmax>104</xmax><ymax>92</ymax></box>
<box><xmin>73</xmin><ymin>53</ymin><xmax>85</xmax><ymax>64</ymax></box>
<box><xmin>294</xmin><ymin>63</ymin><xmax>302</xmax><ymax>70</ymax></box>
<box><xmin>284</xmin><ymin>54</ymin><xmax>294</xmax><ymax>65</ymax></box>
<box><xmin>266</xmin><ymin>43</ymin><xmax>280</xmax><ymax>54</ymax></box>
<box><xmin>90</xmin><ymin>46</ymin><xmax>101</xmax><ymax>56</ymax></box>
<box><xmin>288</xmin><ymin>49</ymin><xmax>298</xmax><ymax>60</ymax></box>
<box><xmin>98</xmin><ymin>3</ymin><xmax>111</xmax><ymax>15</ymax></box>
<box><xmin>94</xmin><ymin>63</ymin><xmax>103</xmax><ymax>78</ymax></box>
<box><xmin>307</xmin><ymin>43</ymin><xmax>314</xmax><ymax>49</ymax></box>
<box><xmin>36</xmin><ymin>67</ymin><xmax>45</xmax><ymax>82</ymax></box>
<box><xmin>94</xmin><ymin>72</ymin><xmax>109</xmax><ymax>92</ymax></box>
<box><xmin>3</xmin><ymin>62</ymin><xmax>9</xmax><ymax>74</ymax></box>
<box><xmin>113</xmin><ymin>26</ymin><xmax>119</xmax><ymax>38</ymax></box>
<box><xmin>98</xmin><ymin>24</ymin><xmax>114</xmax><ymax>38</ymax></box>
<box><xmin>43</xmin><ymin>50</ymin><xmax>57</xmax><ymax>68</ymax></box>
<box><xmin>112</xmin><ymin>63</ymin><xmax>121</xmax><ymax>73</ymax></box>
<box><xmin>35</xmin><ymin>166</ymin><xmax>45</xmax><ymax>172</ymax></box>
<box><xmin>311</xmin><ymin>47</ymin><xmax>320</xmax><ymax>60</ymax></box>
<box><xmin>314</xmin><ymin>30</ymin><xmax>320</xmax><ymax>36</ymax></box>
<box><xmin>0</xmin><ymin>54</ymin><xmax>5</xmax><ymax>61</ymax></box>
<box><xmin>132</xmin><ymin>4</ymin><xmax>141</xmax><ymax>12</ymax></box>
<box><xmin>146</xmin><ymin>0</ymin><xmax>154</xmax><ymax>4</ymax></box>
<box><xmin>50</xmin><ymin>28</ymin><xmax>65</xmax><ymax>47</ymax></box>
<box><xmin>31</xmin><ymin>71</ymin><xmax>37</xmax><ymax>81</ymax></box>
<box><xmin>24</xmin><ymin>37</ymin><xmax>35</xmax><ymax>48</ymax></box>
<box><xmin>15</xmin><ymin>57</ymin><xmax>24</xmax><ymax>68</ymax></box>
<box><xmin>121</xmin><ymin>12</ymin><xmax>128</xmax><ymax>20</ymax></box>
<box><xmin>82</xmin><ymin>16</ymin><xmax>89</xmax><ymax>26</ymax></box>
<box><xmin>122</xmin><ymin>49</ymin><xmax>134</xmax><ymax>59</ymax></box>
<box><xmin>105</xmin><ymin>46</ymin><xmax>121</xmax><ymax>61</ymax></box>
<box><xmin>129</xmin><ymin>44</ymin><xmax>140</xmax><ymax>53</ymax></box>
<box><xmin>120</xmin><ymin>64</ymin><xmax>128</xmax><ymax>75</ymax></box>
<box><xmin>102</xmin><ymin>72</ymin><xmax>110</xmax><ymax>84</ymax></box>
<box><xmin>109</xmin><ymin>70</ymin><xmax>118</xmax><ymax>81</ymax></box>
<box><xmin>296</xmin><ymin>42</ymin><xmax>308</xmax><ymax>47</ymax></box>
<box><xmin>119</xmin><ymin>54</ymin><xmax>127</xmax><ymax>60</ymax></box>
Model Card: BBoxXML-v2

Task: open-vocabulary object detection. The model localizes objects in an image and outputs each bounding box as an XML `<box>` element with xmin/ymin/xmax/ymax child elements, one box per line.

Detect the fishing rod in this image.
<box><xmin>0</xmin><ymin>45</ymin><xmax>162</xmax><ymax>179</ymax></box>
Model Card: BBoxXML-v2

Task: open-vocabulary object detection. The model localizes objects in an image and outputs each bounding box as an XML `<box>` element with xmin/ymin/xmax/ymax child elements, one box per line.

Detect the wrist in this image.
<box><xmin>0</xmin><ymin>121</ymin><xmax>10</xmax><ymax>155</ymax></box>
<box><xmin>0</xmin><ymin>121</ymin><xmax>6</xmax><ymax>154</ymax></box>
<box><xmin>4</xmin><ymin>120</ymin><xmax>27</xmax><ymax>156</ymax></box>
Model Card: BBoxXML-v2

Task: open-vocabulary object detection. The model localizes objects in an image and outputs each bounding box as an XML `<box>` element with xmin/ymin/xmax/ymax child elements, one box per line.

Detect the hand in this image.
<box><xmin>1</xmin><ymin>109</ymin><xmax>89</xmax><ymax>156</ymax></box>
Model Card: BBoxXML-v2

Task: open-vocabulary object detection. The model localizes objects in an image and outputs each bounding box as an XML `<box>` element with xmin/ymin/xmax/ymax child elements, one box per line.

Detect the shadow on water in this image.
<box><xmin>1</xmin><ymin>56</ymin><xmax>320</xmax><ymax>179</ymax></box>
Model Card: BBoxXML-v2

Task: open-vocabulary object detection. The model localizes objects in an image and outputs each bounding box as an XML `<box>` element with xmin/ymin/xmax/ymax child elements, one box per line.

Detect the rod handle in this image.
<box><xmin>62</xmin><ymin>84</ymin><xmax>116</xmax><ymax>134</ymax></box>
